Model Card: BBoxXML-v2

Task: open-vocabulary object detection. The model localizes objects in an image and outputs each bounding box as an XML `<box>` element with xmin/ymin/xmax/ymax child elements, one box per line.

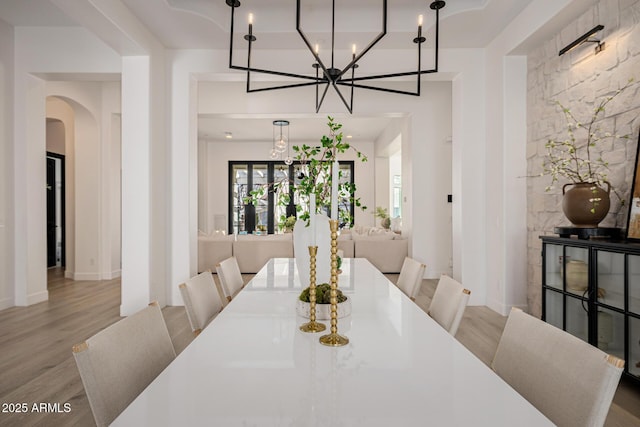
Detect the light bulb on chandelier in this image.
<box><xmin>275</xmin><ymin>138</ymin><xmax>287</xmax><ymax>153</ymax></box>
<box><xmin>272</xmin><ymin>119</ymin><xmax>290</xmax><ymax>157</ymax></box>
<box><xmin>284</xmin><ymin>156</ymin><xmax>293</xmax><ymax>165</ymax></box>
<box><xmin>269</xmin><ymin>148</ymin><xmax>279</xmax><ymax>159</ymax></box>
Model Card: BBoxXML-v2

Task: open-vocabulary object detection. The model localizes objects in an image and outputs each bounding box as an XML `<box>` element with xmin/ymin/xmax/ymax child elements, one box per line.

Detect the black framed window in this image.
<box><xmin>229</xmin><ymin>161</ymin><xmax>355</xmax><ymax>234</ymax></box>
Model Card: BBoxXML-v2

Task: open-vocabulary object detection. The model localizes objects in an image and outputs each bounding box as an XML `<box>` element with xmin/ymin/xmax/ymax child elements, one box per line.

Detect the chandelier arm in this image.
<box><xmin>229</xmin><ymin>65</ymin><xmax>320</xmax><ymax>82</ymax></box>
<box><xmin>228</xmin><ymin>3</ymin><xmax>237</xmax><ymax>69</ymax></box>
<box><xmin>417</xmin><ymin>26</ymin><xmax>422</xmax><ymax>96</ymax></box>
<box><xmin>435</xmin><ymin>6</ymin><xmax>441</xmax><ymax>71</ymax></box>
<box><xmin>315</xmin><ymin>65</ymin><xmax>319</xmax><ymax>109</ymax></box>
<box><xmin>350</xmin><ymin>58</ymin><xmax>355</xmax><ymax>112</ymax></box>
<box><xmin>331</xmin><ymin>0</ymin><xmax>335</xmax><ymax>69</ymax></box>
<box><xmin>341</xmin><ymin>68</ymin><xmax>437</xmax><ymax>83</ymax></box>
<box><xmin>331</xmin><ymin>83</ymin><xmax>353</xmax><ymax>114</ymax></box>
<box><xmin>296</xmin><ymin>0</ymin><xmax>332</xmax><ymax>82</ymax></box>
<box><xmin>336</xmin><ymin>81</ymin><xmax>420</xmax><ymax>97</ymax></box>
<box><xmin>247</xmin><ymin>81</ymin><xmax>325</xmax><ymax>93</ymax></box>
<box><xmin>246</xmin><ymin>24</ymin><xmax>253</xmax><ymax>93</ymax></box>
<box><xmin>337</xmin><ymin>0</ymin><xmax>387</xmax><ymax>80</ymax></box>
<box><xmin>316</xmin><ymin>83</ymin><xmax>331</xmax><ymax>113</ymax></box>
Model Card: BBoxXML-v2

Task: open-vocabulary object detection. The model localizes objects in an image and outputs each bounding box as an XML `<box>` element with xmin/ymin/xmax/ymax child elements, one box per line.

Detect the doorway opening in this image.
<box><xmin>46</xmin><ymin>152</ymin><xmax>65</xmax><ymax>270</ymax></box>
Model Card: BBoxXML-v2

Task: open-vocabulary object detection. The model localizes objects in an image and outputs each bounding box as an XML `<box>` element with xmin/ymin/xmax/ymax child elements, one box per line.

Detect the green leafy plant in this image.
<box><xmin>246</xmin><ymin>116</ymin><xmax>368</xmax><ymax>227</ymax></box>
<box><xmin>299</xmin><ymin>283</ymin><xmax>347</xmax><ymax>304</ymax></box>
<box><xmin>373</xmin><ymin>206</ymin><xmax>391</xmax><ymax>229</ymax></box>
<box><xmin>280</xmin><ymin>215</ymin><xmax>297</xmax><ymax>232</ymax></box>
<box><xmin>540</xmin><ymin>78</ymin><xmax>634</xmax><ymax>209</ymax></box>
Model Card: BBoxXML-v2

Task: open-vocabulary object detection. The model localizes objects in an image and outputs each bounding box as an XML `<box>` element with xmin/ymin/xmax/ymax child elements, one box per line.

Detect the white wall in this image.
<box><xmin>0</xmin><ymin>18</ymin><xmax>14</xmax><ymax>310</ymax></box>
<box><xmin>46</xmin><ymin>97</ymin><xmax>76</xmax><ymax>278</ymax></box>
<box><xmin>195</xmin><ymin>83</ymin><xmax>450</xmax><ymax>281</ymax></box>
<box><xmin>166</xmin><ymin>47</ymin><xmax>483</xmax><ymax>305</ymax></box>
<box><xmin>46</xmin><ymin>82</ymin><xmax>122</xmax><ymax>281</ymax></box>
<box><xmin>374</xmin><ymin>157</ymin><xmax>390</xmax><ymax>227</ymax></box>
<box><xmin>202</xmin><ymin>138</ymin><xmax>376</xmax><ymax>232</ymax></box>
<box><xmin>10</xmin><ymin>26</ymin><xmax>121</xmax><ymax>306</ymax></box>
<box><xmin>525</xmin><ymin>0</ymin><xmax>640</xmax><ymax>317</ymax></box>
<box><xmin>46</xmin><ymin>120</ymin><xmax>65</xmax><ymax>154</ymax></box>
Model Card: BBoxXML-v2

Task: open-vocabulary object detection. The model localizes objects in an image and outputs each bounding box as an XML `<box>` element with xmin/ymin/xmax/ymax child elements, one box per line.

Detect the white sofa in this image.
<box><xmin>197</xmin><ymin>228</ymin><xmax>408</xmax><ymax>274</ymax></box>
<box><xmin>197</xmin><ymin>234</ymin><xmax>233</xmax><ymax>273</ymax></box>
<box><xmin>233</xmin><ymin>234</ymin><xmax>294</xmax><ymax>273</ymax></box>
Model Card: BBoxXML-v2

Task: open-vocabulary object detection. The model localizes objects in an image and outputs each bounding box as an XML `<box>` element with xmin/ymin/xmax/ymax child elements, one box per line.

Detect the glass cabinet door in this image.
<box><xmin>565</xmin><ymin>296</ymin><xmax>588</xmax><ymax>343</ymax></box>
<box><xmin>565</xmin><ymin>246</ymin><xmax>589</xmax><ymax>297</ymax></box>
<box><xmin>629</xmin><ymin>255</ymin><xmax>640</xmax><ymax>316</ymax></box>
<box><xmin>544</xmin><ymin>244</ymin><xmax>563</xmax><ymax>290</ymax></box>
<box><xmin>544</xmin><ymin>289</ymin><xmax>563</xmax><ymax>330</ymax></box>
<box><xmin>630</xmin><ymin>316</ymin><xmax>640</xmax><ymax>380</ymax></box>
<box><xmin>596</xmin><ymin>250</ymin><xmax>625</xmax><ymax>310</ymax></box>
<box><xmin>596</xmin><ymin>307</ymin><xmax>624</xmax><ymax>361</ymax></box>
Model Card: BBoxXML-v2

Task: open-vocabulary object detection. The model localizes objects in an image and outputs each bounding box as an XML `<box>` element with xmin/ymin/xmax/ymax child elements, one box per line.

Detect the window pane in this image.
<box><xmin>231</xmin><ymin>164</ymin><xmax>248</xmax><ymax>234</ymax></box>
<box><xmin>274</xmin><ymin>165</ymin><xmax>290</xmax><ymax>232</ymax></box>
<box><xmin>253</xmin><ymin>164</ymin><xmax>268</xmax><ymax>233</ymax></box>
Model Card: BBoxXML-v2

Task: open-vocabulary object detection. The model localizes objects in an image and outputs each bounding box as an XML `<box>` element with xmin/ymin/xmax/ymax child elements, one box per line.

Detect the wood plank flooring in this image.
<box><xmin>0</xmin><ymin>270</ymin><xmax>638</xmax><ymax>426</ymax></box>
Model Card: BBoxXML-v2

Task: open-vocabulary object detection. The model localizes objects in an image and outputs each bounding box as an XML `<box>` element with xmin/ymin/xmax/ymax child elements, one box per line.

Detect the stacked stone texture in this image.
<box><xmin>526</xmin><ymin>0</ymin><xmax>640</xmax><ymax>317</ymax></box>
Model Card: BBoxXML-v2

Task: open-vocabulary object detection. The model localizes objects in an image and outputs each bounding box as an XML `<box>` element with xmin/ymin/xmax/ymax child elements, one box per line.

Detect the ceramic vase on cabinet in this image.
<box><xmin>562</xmin><ymin>182</ymin><xmax>610</xmax><ymax>227</ymax></box>
<box><xmin>293</xmin><ymin>214</ymin><xmax>331</xmax><ymax>287</ymax></box>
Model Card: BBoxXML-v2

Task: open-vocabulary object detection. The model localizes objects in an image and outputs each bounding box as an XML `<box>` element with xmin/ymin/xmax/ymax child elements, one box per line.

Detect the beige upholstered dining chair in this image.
<box><xmin>396</xmin><ymin>257</ymin><xmax>426</xmax><ymax>301</ymax></box>
<box><xmin>492</xmin><ymin>308</ymin><xmax>624</xmax><ymax>427</ymax></box>
<box><xmin>216</xmin><ymin>256</ymin><xmax>244</xmax><ymax>304</ymax></box>
<box><xmin>72</xmin><ymin>302</ymin><xmax>176</xmax><ymax>427</ymax></box>
<box><xmin>179</xmin><ymin>270</ymin><xmax>225</xmax><ymax>335</ymax></box>
<box><xmin>427</xmin><ymin>274</ymin><xmax>470</xmax><ymax>336</ymax></box>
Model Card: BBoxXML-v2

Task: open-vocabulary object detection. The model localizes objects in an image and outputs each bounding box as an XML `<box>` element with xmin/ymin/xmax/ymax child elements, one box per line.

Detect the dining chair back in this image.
<box><xmin>72</xmin><ymin>302</ymin><xmax>176</xmax><ymax>427</ymax></box>
<box><xmin>396</xmin><ymin>257</ymin><xmax>426</xmax><ymax>300</ymax></box>
<box><xmin>216</xmin><ymin>256</ymin><xmax>244</xmax><ymax>303</ymax></box>
<box><xmin>427</xmin><ymin>274</ymin><xmax>470</xmax><ymax>336</ymax></box>
<box><xmin>179</xmin><ymin>270</ymin><xmax>225</xmax><ymax>334</ymax></box>
<box><xmin>492</xmin><ymin>308</ymin><xmax>624</xmax><ymax>427</ymax></box>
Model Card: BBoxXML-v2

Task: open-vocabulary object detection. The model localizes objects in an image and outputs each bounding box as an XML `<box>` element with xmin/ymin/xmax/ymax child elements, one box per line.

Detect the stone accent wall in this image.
<box><xmin>526</xmin><ymin>0</ymin><xmax>640</xmax><ymax>317</ymax></box>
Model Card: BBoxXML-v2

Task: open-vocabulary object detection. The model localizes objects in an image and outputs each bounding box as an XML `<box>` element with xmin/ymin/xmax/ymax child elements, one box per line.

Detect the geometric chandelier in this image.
<box><xmin>225</xmin><ymin>0</ymin><xmax>446</xmax><ymax>114</ymax></box>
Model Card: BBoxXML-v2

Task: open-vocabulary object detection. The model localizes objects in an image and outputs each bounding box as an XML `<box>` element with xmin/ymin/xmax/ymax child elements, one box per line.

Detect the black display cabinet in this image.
<box><xmin>541</xmin><ymin>236</ymin><xmax>640</xmax><ymax>384</ymax></box>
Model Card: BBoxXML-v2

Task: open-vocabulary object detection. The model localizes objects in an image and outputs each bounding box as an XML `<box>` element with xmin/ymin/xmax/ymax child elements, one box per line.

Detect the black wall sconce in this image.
<box><xmin>559</xmin><ymin>25</ymin><xmax>605</xmax><ymax>56</ymax></box>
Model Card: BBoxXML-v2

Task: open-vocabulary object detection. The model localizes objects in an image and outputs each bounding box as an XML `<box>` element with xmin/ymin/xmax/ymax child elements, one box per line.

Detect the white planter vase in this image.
<box><xmin>293</xmin><ymin>214</ymin><xmax>332</xmax><ymax>287</ymax></box>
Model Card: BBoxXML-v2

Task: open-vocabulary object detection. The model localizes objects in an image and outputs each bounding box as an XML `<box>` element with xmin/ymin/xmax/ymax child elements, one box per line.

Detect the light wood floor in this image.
<box><xmin>0</xmin><ymin>270</ymin><xmax>638</xmax><ymax>426</ymax></box>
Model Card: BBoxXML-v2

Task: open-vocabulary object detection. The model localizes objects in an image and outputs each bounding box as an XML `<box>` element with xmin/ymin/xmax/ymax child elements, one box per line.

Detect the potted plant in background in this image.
<box><xmin>292</xmin><ymin>116</ymin><xmax>368</xmax><ymax>226</ymax></box>
<box><xmin>290</xmin><ymin>116</ymin><xmax>368</xmax><ymax>286</ymax></box>
<box><xmin>374</xmin><ymin>206</ymin><xmax>391</xmax><ymax>229</ymax></box>
<box><xmin>539</xmin><ymin>78</ymin><xmax>634</xmax><ymax>228</ymax></box>
<box><xmin>280</xmin><ymin>215</ymin><xmax>297</xmax><ymax>233</ymax></box>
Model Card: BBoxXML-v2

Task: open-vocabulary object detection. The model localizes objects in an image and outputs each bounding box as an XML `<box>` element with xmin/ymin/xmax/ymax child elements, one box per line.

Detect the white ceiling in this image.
<box><xmin>199</xmin><ymin>114</ymin><xmax>395</xmax><ymax>143</ymax></box>
<box><xmin>0</xmin><ymin>0</ymin><xmax>598</xmax><ymax>143</ymax></box>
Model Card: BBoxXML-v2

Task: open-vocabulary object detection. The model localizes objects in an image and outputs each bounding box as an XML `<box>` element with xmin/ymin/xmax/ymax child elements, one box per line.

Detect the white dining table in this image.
<box><xmin>113</xmin><ymin>258</ymin><xmax>552</xmax><ymax>426</ymax></box>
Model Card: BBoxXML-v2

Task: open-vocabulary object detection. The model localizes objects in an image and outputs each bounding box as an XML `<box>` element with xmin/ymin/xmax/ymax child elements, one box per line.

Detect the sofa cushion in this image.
<box><xmin>232</xmin><ymin>240</ymin><xmax>294</xmax><ymax>273</ymax></box>
<box><xmin>354</xmin><ymin>239</ymin><xmax>408</xmax><ymax>273</ymax></box>
<box><xmin>198</xmin><ymin>237</ymin><xmax>233</xmax><ymax>273</ymax></box>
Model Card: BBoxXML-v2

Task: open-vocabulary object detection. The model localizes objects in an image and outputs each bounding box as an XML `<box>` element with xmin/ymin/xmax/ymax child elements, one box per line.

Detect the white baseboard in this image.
<box><xmin>27</xmin><ymin>290</ymin><xmax>49</xmax><ymax>305</ymax></box>
<box><xmin>72</xmin><ymin>272</ymin><xmax>102</xmax><ymax>281</ymax></box>
<box><xmin>487</xmin><ymin>298</ymin><xmax>528</xmax><ymax>317</ymax></box>
<box><xmin>103</xmin><ymin>270</ymin><xmax>121</xmax><ymax>280</ymax></box>
<box><xmin>0</xmin><ymin>296</ymin><xmax>13</xmax><ymax>310</ymax></box>
<box><xmin>64</xmin><ymin>270</ymin><xmax>74</xmax><ymax>279</ymax></box>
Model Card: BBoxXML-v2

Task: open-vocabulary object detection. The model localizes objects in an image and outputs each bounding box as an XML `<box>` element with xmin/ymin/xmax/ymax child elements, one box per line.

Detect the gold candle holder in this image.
<box><xmin>300</xmin><ymin>246</ymin><xmax>326</xmax><ymax>333</ymax></box>
<box><xmin>319</xmin><ymin>220</ymin><xmax>349</xmax><ymax>347</ymax></box>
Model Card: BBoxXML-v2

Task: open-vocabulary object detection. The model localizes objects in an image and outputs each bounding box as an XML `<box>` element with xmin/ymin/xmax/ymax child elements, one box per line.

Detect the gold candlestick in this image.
<box><xmin>300</xmin><ymin>246</ymin><xmax>326</xmax><ymax>333</ymax></box>
<box><xmin>319</xmin><ymin>220</ymin><xmax>349</xmax><ymax>347</ymax></box>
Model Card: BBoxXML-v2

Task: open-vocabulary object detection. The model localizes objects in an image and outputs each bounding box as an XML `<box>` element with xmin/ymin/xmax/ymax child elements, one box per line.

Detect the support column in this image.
<box><xmin>120</xmin><ymin>56</ymin><xmax>152</xmax><ymax>316</ymax></box>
